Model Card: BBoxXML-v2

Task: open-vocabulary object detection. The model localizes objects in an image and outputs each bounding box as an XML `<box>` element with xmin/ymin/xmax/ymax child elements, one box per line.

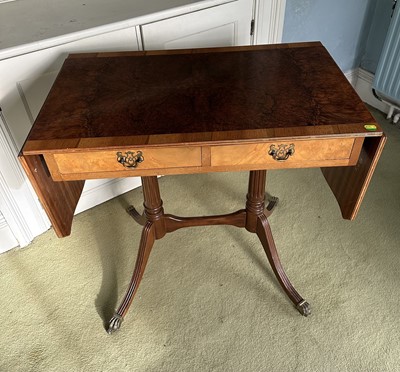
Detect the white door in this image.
<box><xmin>141</xmin><ymin>0</ymin><xmax>254</xmax><ymax>50</ymax></box>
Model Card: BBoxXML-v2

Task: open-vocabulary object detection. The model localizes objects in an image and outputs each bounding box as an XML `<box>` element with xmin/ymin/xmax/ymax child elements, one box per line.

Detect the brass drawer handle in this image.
<box><xmin>116</xmin><ymin>151</ymin><xmax>144</xmax><ymax>168</ymax></box>
<box><xmin>268</xmin><ymin>144</ymin><xmax>295</xmax><ymax>162</ymax></box>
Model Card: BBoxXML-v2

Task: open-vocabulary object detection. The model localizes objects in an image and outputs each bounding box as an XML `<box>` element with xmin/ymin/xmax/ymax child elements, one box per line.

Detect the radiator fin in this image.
<box><xmin>372</xmin><ymin>3</ymin><xmax>400</xmax><ymax>104</ymax></box>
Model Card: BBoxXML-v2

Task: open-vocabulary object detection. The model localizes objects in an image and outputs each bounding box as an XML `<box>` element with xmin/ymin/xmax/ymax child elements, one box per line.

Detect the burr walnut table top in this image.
<box><xmin>23</xmin><ymin>42</ymin><xmax>382</xmax><ymax>154</ymax></box>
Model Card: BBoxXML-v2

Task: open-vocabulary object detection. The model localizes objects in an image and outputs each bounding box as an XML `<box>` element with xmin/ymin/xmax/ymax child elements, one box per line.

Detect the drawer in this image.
<box><xmin>46</xmin><ymin>147</ymin><xmax>202</xmax><ymax>180</ymax></box>
<box><xmin>210</xmin><ymin>138</ymin><xmax>360</xmax><ymax>168</ymax></box>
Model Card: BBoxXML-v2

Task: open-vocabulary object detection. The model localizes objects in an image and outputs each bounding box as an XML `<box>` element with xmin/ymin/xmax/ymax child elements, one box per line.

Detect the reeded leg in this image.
<box><xmin>246</xmin><ymin>170</ymin><xmax>310</xmax><ymax>316</ymax></box>
<box><xmin>265</xmin><ymin>195</ymin><xmax>279</xmax><ymax>215</ymax></box>
<box><xmin>108</xmin><ymin>176</ymin><xmax>165</xmax><ymax>334</ymax></box>
<box><xmin>108</xmin><ymin>221</ymin><xmax>156</xmax><ymax>334</ymax></box>
<box><xmin>126</xmin><ymin>205</ymin><xmax>146</xmax><ymax>226</ymax></box>
<box><xmin>256</xmin><ymin>214</ymin><xmax>311</xmax><ymax>316</ymax></box>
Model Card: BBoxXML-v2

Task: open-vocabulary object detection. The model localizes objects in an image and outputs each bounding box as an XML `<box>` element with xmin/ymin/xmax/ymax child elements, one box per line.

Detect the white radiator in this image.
<box><xmin>372</xmin><ymin>1</ymin><xmax>400</xmax><ymax>122</ymax></box>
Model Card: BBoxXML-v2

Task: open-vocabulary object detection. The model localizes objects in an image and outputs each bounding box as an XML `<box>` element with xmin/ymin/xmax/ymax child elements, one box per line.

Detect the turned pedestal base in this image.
<box><xmin>107</xmin><ymin>170</ymin><xmax>310</xmax><ymax>334</ymax></box>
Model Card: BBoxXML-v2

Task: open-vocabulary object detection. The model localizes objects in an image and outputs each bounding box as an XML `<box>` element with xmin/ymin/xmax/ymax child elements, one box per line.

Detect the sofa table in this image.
<box><xmin>19</xmin><ymin>42</ymin><xmax>386</xmax><ymax>334</ymax></box>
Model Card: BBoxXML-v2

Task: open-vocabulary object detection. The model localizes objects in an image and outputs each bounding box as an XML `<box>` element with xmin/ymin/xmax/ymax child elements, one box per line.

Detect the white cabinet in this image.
<box><xmin>0</xmin><ymin>27</ymin><xmax>140</xmax><ymax>248</ymax></box>
<box><xmin>141</xmin><ymin>0</ymin><xmax>253</xmax><ymax>50</ymax></box>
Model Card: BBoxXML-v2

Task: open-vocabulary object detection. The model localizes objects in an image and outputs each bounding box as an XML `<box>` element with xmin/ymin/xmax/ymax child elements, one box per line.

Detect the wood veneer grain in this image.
<box><xmin>19</xmin><ymin>43</ymin><xmax>386</xmax><ymax>235</ymax></box>
<box><xmin>19</xmin><ymin>154</ymin><xmax>84</xmax><ymax>237</ymax></box>
<box><xmin>25</xmin><ymin>42</ymin><xmax>379</xmax><ymax>151</ymax></box>
<box><xmin>211</xmin><ymin>138</ymin><xmax>355</xmax><ymax>167</ymax></box>
<box><xmin>51</xmin><ymin>147</ymin><xmax>201</xmax><ymax>175</ymax></box>
<box><xmin>321</xmin><ymin>134</ymin><xmax>386</xmax><ymax>220</ymax></box>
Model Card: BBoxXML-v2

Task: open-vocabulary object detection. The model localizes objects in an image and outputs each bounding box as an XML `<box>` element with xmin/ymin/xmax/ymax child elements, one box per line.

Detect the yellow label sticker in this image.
<box><xmin>364</xmin><ymin>124</ymin><xmax>377</xmax><ymax>131</ymax></box>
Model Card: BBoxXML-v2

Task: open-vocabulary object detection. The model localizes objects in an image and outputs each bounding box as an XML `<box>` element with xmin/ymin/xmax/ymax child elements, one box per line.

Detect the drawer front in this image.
<box><xmin>211</xmin><ymin>138</ymin><xmax>356</xmax><ymax>167</ymax></box>
<box><xmin>51</xmin><ymin>147</ymin><xmax>202</xmax><ymax>176</ymax></box>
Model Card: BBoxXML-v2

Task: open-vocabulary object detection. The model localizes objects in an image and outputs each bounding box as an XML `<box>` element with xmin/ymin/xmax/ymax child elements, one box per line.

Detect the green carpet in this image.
<box><xmin>1</xmin><ymin>108</ymin><xmax>399</xmax><ymax>372</ymax></box>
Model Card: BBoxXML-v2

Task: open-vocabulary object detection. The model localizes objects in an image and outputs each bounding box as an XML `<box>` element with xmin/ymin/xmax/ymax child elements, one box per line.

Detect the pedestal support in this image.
<box><xmin>108</xmin><ymin>171</ymin><xmax>310</xmax><ymax>334</ymax></box>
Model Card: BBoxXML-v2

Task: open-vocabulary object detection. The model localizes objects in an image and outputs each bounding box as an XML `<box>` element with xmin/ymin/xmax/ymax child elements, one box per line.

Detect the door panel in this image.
<box><xmin>157</xmin><ymin>23</ymin><xmax>236</xmax><ymax>50</ymax></box>
<box><xmin>141</xmin><ymin>0</ymin><xmax>253</xmax><ymax>50</ymax></box>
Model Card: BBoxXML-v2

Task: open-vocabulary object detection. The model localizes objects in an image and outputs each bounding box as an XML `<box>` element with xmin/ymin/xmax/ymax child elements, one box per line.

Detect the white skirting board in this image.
<box><xmin>354</xmin><ymin>68</ymin><xmax>390</xmax><ymax>114</ymax></box>
<box><xmin>344</xmin><ymin>69</ymin><xmax>359</xmax><ymax>87</ymax></box>
<box><xmin>75</xmin><ymin>177</ymin><xmax>143</xmax><ymax>215</ymax></box>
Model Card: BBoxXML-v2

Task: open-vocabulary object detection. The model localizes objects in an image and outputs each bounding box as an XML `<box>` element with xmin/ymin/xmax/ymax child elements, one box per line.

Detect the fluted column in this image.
<box><xmin>245</xmin><ymin>170</ymin><xmax>267</xmax><ymax>232</ymax></box>
<box><xmin>141</xmin><ymin>176</ymin><xmax>166</xmax><ymax>239</ymax></box>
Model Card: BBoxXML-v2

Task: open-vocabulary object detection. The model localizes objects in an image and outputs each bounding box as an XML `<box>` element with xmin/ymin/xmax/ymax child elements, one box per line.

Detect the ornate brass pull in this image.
<box><xmin>116</xmin><ymin>151</ymin><xmax>144</xmax><ymax>168</ymax></box>
<box><xmin>268</xmin><ymin>144</ymin><xmax>295</xmax><ymax>162</ymax></box>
